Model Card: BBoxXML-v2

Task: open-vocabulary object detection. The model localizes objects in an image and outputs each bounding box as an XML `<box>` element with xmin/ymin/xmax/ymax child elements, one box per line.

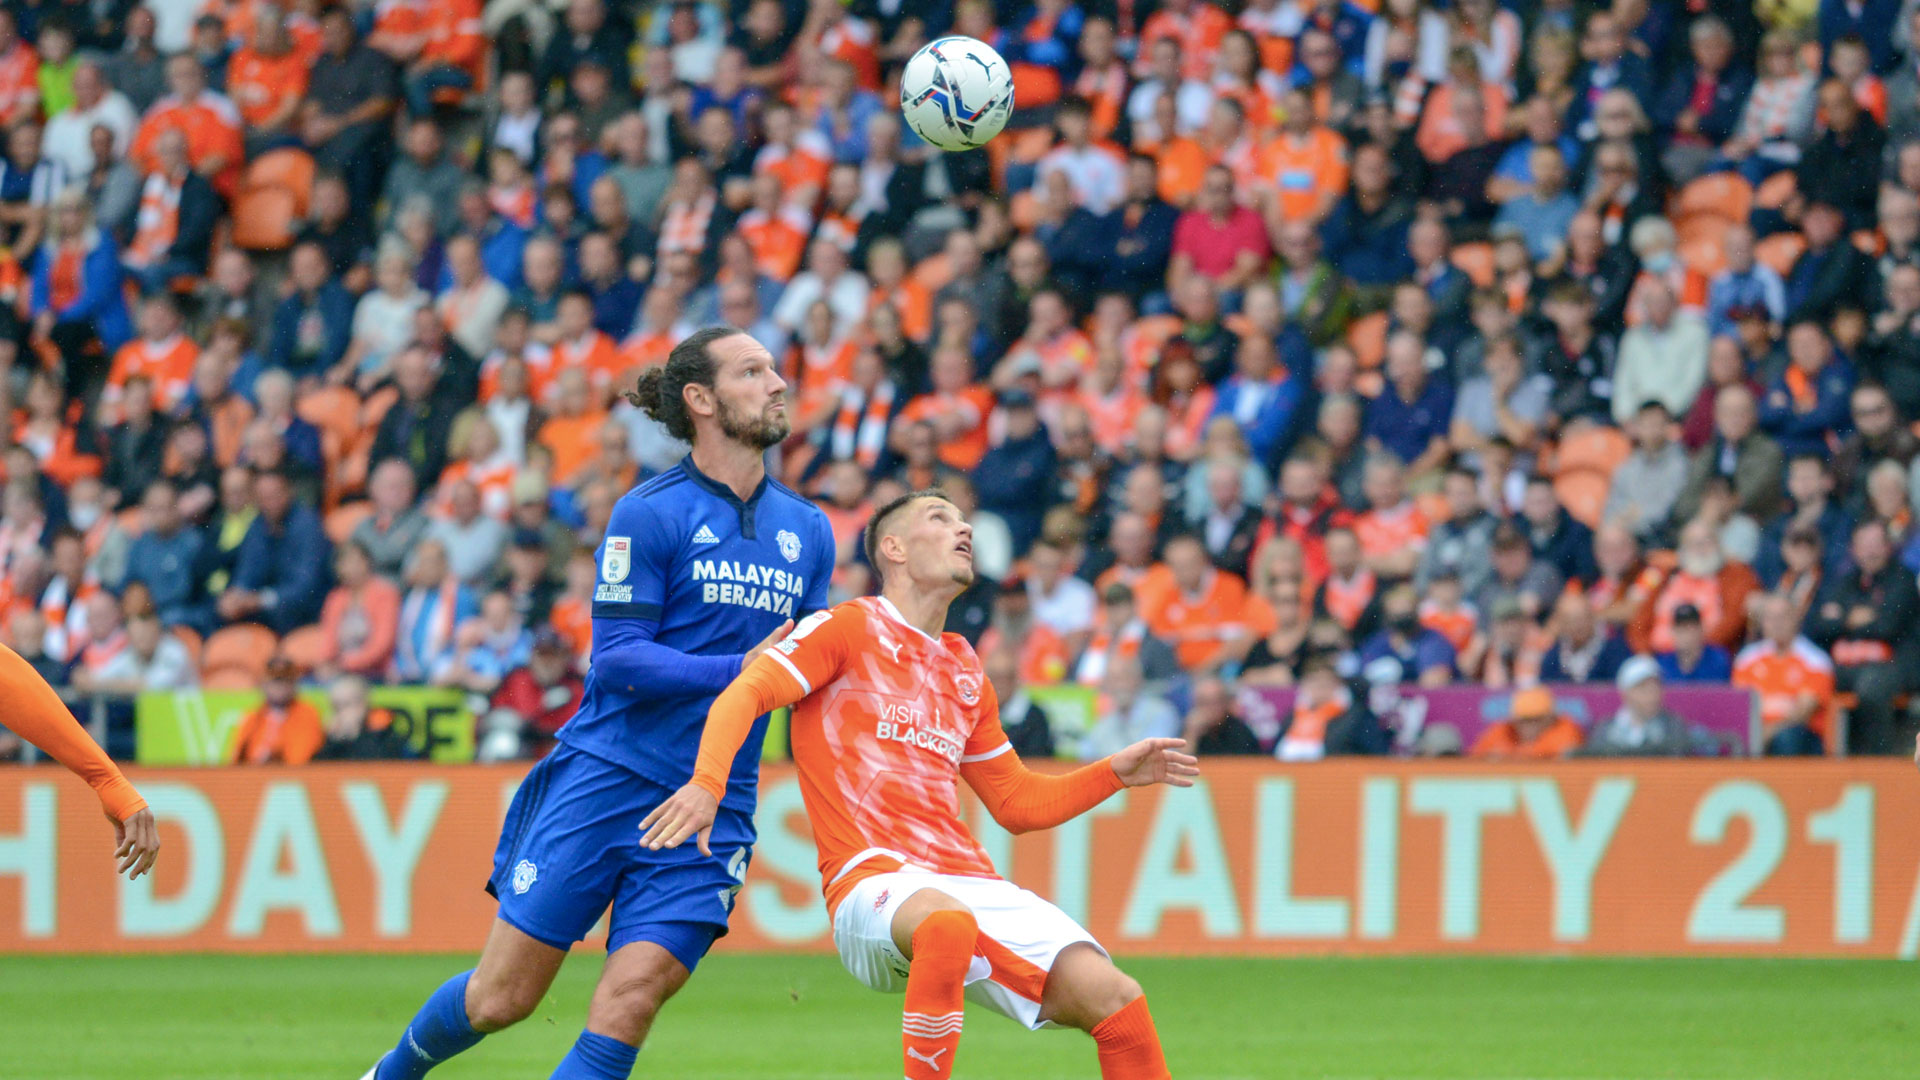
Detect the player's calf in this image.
<box><xmin>550</xmin><ymin>939</ymin><xmax>697</xmax><ymax>1080</ymax></box>
<box><xmin>893</xmin><ymin>891</ymin><xmax>980</xmax><ymax>1080</ymax></box>
<box><xmin>1041</xmin><ymin>944</ymin><xmax>1169</xmax><ymax>1080</ymax></box>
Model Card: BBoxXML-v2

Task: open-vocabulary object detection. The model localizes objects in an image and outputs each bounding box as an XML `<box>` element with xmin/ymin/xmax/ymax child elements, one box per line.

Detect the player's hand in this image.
<box><xmin>1110</xmin><ymin>738</ymin><xmax>1200</xmax><ymax>789</ymax></box>
<box><xmin>743</xmin><ymin>619</ymin><xmax>795</xmax><ymax>668</ymax></box>
<box><xmin>111</xmin><ymin>808</ymin><xmax>160</xmax><ymax>880</ymax></box>
<box><xmin>639</xmin><ymin>784</ymin><xmax>719</xmax><ymax>855</ymax></box>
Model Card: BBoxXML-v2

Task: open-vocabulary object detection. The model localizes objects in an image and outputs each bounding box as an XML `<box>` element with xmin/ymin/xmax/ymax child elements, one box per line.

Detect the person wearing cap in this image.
<box><xmin>1470</xmin><ymin>685</ymin><xmax>1584</xmax><ymax>759</ymax></box>
<box><xmin>972</xmin><ymin>386</ymin><xmax>1057</xmax><ymax>555</ymax></box>
<box><xmin>1654</xmin><ymin>601</ymin><xmax>1732</xmax><ymax>683</ymax></box>
<box><xmin>487</xmin><ymin>629</ymin><xmax>586</xmax><ymax>759</ymax></box>
<box><xmin>231</xmin><ymin>656</ymin><xmax>327</xmax><ymax>765</ymax></box>
<box><xmin>1582</xmin><ymin>656</ymin><xmax>1697</xmax><ymax>756</ymax></box>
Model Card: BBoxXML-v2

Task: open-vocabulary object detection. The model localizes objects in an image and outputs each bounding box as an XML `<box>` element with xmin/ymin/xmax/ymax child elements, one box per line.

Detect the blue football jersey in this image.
<box><xmin>556</xmin><ymin>456</ymin><xmax>834</xmax><ymax>810</ymax></box>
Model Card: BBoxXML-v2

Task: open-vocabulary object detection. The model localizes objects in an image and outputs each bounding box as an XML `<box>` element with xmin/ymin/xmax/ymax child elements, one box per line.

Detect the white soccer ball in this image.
<box><xmin>899</xmin><ymin>36</ymin><xmax>1015</xmax><ymax>152</ymax></box>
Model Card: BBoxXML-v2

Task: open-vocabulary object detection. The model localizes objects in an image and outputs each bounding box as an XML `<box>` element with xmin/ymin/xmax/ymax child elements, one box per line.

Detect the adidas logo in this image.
<box><xmin>692</xmin><ymin>525</ymin><xmax>721</xmax><ymax>545</ymax></box>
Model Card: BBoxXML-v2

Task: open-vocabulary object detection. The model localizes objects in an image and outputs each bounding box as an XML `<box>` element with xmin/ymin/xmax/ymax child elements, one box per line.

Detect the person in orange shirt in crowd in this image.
<box><xmin>994</xmin><ymin>289</ymin><xmax>1092</xmax><ymax>405</ymax></box>
<box><xmin>379</xmin><ymin>0</ymin><xmax>485</xmax><ymax>116</ymax></box>
<box><xmin>1141</xmin><ymin>533</ymin><xmax>1252</xmax><ymax>673</ymax></box>
<box><xmin>1136</xmin><ymin>0</ymin><xmax>1231</xmax><ymax>81</ymax></box>
<box><xmin>546</xmin><ymin>547</ymin><xmax>595</xmax><ymax>668</ymax></box>
<box><xmin>1352</xmin><ymin>455</ymin><xmax>1430</xmax><ymax>581</ymax></box>
<box><xmin>1257</xmin><ymin>87</ymin><xmax>1349</xmax><ymax>228</ymax></box>
<box><xmin>1312</xmin><ymin>524</ymin><xmax>1379</xmax><ymax>639</ymax></box>
<box><xmin>0</xmin><ymin>10</ymin><xmax>38</xmax><ymax>129</ymax></box>
<box><xmin>1414</xmin><ymin>46</ymin><xmax>1508</xmax><ymax>165</ymax></box>
<box><xmin>226</xmin><ymin>16</ymin><xmax>309</xmax><ymax>150</ymax></box>
<box><xmin>123</xmin><ymin>127</ymin><xmax>222</xmax><ymax>295</ymax></box>
<box><xmin>753</xmin><ymin>100</ymin><xmax>834</xmax><ymax>208</ymax></box>
<box><xmin>619</xmin><ymin>285</ymin><xmax>681</xmax><ymax>376</ymax></box>
<box><xmin>317</xmin><ymin>539</ymin><xmax>402</xmax><ymax>681</ymax></box>
<box><xmin>548</xmin><ymin>290</ymin><xmax>622</xmax><ymax>400</ymax></box>
<box><xmin>130</xmin><ymin>53</ymin><xmax>244</xmax><ymax>198</ymax></box>
<box><xmin>1471</xmin><ymin>685</ymin><xmax>1584</xmax><ymax>759</ymax></box>
<box><xmin>865</xmin><ymin>239</ymin><xmax>931</xmax><ymax>344</ymax></box>
<box><xmin>1072</xmin><ymin>15</ymin><xmax>1129</xmax><ymax>141</ymax></box>
<box><xmin>1418</xmin><ymin>569</ymin><xmax>1481</xmax><ymax>657</ymax></box>
<box><xmin>536</xmin><ymin>368</ymin><xmax>608</xmax><ymax>489</ymax></box>
<box><xmin>1734</xmin><ymin>591</ymin><xmax>1835</xmax><ymax>756</ymax></box>
<box><xmin>231</xmin><ymin>656</ymin><xmax>327</xmax><ymax>765</ymax></box>
<box><xmin>104</xmin><ymin>294</ymin><xmax>199</xmax><ymax>414</ymax></box>
<box><xmin>978</xmin><ymin>572</ymin><xmax>1069</xmax><ymax>686</ymax></box>
<box><xmin>434</xmin><ymin>410</ymin><xmax>518</xmax><ymax>519</ymax></box>
<box><xmin>736</xmin><ymin>172</ymin><xmax>813</xmax><ymax>282</ymax></box>
<box><xmin>1631</xmin><ymin>517</ymin><xmax>1759</xmax><ymax>654</ymax></box>
<box><xmin>895</xmin><ymin>344</ymin><xmax>993</xmax><ymax>471</ymax></box>
<box><xmin>1277</xmin><ymin>651</ymin><xmax>1387</xmax><ymax>759</ymax></box>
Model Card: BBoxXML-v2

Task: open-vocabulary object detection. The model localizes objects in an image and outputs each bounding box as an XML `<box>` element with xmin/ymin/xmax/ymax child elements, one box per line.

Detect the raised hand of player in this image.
<box><xmin>1110</xmin><ymin>738</ymin><xmax>1200</xmax><ymax>789</ymax></box>
<box><xmin>112</xmin><ymin>808</ymin><xmax>161</xmax><ymax>880</ymax></box>
<box><xmin>639</xmin><ymin>783</ymin><xmax>719</xmax><ymax>855</ymax></box>
<box><xmin>743</xmin><ymin>619</ymin><xmax>795</xmax><ymax>667</ymax></box>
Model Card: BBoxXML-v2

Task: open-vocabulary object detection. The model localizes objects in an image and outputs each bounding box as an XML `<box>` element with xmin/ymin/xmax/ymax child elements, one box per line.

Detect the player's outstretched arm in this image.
<box><xmin>591</xmin><ymin>616</ymin><xmax>794</xmax><ymax>698</ymax></box>
<box><xmin>962</xmin><ymin>737</ymin><xmax>1198</xmax><ymax>835</ymax></box>
<box><xmin>0</xmin><ymin>644</ymin><xmax>160</xmax><ymax>879</ymax></box>
<box><xmin>640</xmin><ymin>648</ymin><xmax>813</xmax><ymax>854</ymax></box>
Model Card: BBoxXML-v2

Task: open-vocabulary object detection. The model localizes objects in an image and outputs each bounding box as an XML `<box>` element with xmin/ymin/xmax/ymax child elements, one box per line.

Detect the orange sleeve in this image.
<box><xmin>689</xmin><ymin>606</ymin><xmax>853</xmax><ymax>800</ymax></box>
<box><xmin>230</xmin><ymin>708</ymin><xmax>262</xmax><ymax>763</ymax></box>
<box><xmin>958</xmin><ymin>682</ymin><xmax>1124</xmax><ymax>834</ymax></box>
<box><xmin>689</xmin><ymin>655</ymin><xmax>807</xmax><ymax>801</ymax></box>
<box><xmin>0</xmin><ymin>645</ymin><xmax>146</xmax><ymax>820</ymax></box>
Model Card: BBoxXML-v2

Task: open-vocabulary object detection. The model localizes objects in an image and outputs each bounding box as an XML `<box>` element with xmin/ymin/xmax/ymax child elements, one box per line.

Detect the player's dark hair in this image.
<box><xmin>863</xmin><ymin>488</ymin><xmax>952</xmax><ymax>574</ymax></box>
<box><xmin>627</xmin><ymin>326</ymin><xmax>745</xmax><ymax>442</ymax></box>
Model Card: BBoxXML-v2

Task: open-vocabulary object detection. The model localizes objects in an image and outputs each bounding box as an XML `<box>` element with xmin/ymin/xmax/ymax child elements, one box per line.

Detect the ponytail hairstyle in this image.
<box><xmin>626</xmin><ymin>326</ymin><xmax>745</xmax><ymax>442</ymax></box>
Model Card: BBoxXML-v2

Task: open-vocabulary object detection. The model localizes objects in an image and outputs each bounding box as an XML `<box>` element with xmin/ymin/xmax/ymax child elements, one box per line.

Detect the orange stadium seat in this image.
<box><xmin>298</xmin><ymin>385</ymin><xmax>362</xmax><ymax>445</ymax></box>
<box><xmin>278</xmin><ymin>626</ymin><xmax>332</xmax><ymax>672</ymax></box>
<box><xmin>1553</xmin><ymin>471</ymin><xmax>1611</xmax><ymax>528</ymax></box>
<box><xmin>201</xmin><ymin>624</ymin><xmax>279</xmax><ymax>681</ymax></box>
<box><xmin>170</xmin><ymin>625</ymin><xmax>202</xmax><ymax>671</ymax></box>
<box><xmin>1449</xmin><ymin>242</ymin><xmax>1495</xmax><ymax>287</ymax></box>
<box><xmin>1552</xmin><ymin>426</ymin><xmax>1631</xmax><ymax>528</ymax></box>
<box><xmin>1672</xmin><ymin>173</ymin><xmax>1751</xmax><ymax>224</ymax></box>
<box><xmin>1347</xmin><ymin>311</ymin><xmax>1388</xmax><ymax>369</ymax></box>
<box><xmin>245</xmin><ymin>149</ymin><xmax>316</xmax><ymax>218</ymax></box>
<box><xmin>1754</xmin><ymin>232</ymin><xmax>1806</xmax><ymax>276</ymax></box>
<box><xmin>325</xmin><ymin>501</ymin><xmax>374</xmax><ymax>545</ymax></box>
<box><xmin>231</xmin><ymin>187</ymin><xmax>299</xmax><ymax>251</ymax></box>
<box><xmin>1754</xmin><ymin>171</ymin><xmax>1797</xmax><ymax>211</ymax></box>
<box><xmin>1676</xmin><ymin>214</ymin><xmax>1732</xmax><ymax>276</ymax></box>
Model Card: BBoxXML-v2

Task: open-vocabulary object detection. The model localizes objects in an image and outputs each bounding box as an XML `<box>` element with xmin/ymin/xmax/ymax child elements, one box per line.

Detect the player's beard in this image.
<box><xmin>716</xmin><ymin>394</ymin><xmax>791</xmax><ymax>450</ymax></box>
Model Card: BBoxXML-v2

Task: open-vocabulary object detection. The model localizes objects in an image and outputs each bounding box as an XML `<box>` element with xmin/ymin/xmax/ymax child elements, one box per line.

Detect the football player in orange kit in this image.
<box><xmin>643</xmin><ymin>490</ymin><xmax>1196</xmax><ymax>1080</ymax></box>
<box><xmin>0</xmin><ymin>644</ymin><xmax>159</xmax><ymax>878</ymax></box>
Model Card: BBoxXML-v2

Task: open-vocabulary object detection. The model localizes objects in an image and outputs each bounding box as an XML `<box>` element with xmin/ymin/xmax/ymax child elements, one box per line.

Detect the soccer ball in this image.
<box><xmin>899</xmin><ymin>36</ymin><xmax>1015</xmax><ymax>152</ymax></box>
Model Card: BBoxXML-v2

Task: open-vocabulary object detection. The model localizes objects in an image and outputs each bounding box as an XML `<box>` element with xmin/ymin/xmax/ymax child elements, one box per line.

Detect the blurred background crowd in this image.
<box><xmin>0</xmin><ymin>0</ymin><xmax>1915</xmax><ymax>767</ymax></box>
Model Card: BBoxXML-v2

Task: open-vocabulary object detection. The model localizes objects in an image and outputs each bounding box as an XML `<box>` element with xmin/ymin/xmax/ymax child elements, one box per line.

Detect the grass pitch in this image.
<box><xmin>0</xmin><ymin>953</ymin><xmax>1908</xmax><ymax>1079</ymax></box>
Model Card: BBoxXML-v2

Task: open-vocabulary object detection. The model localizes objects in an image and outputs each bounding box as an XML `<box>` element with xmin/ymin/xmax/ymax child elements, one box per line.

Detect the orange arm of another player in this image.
<box><xmin>0</xmin><ymin>645</ymin><xmax>147</xmax><ymax>820</ymax></box>
<box><xmin>688</xmin><ymin>655</ymin><xmax>809</xmax><ymax>802</ymax></box>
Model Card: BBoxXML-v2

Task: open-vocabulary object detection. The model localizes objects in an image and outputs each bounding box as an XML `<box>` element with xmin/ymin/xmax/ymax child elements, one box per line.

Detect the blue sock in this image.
<box><xmin>375</xmin><ymin>971</ymin><xmax>485</xmax><ymax>1080</ymax></box>
<box><xmin>550</xmin><ymin>1031</ymin><xmax>639</xmax><ymax>1080</ymax></box>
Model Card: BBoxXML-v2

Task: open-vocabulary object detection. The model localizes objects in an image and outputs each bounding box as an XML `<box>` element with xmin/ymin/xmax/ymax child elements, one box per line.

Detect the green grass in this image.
<box><xmin>0</xmin><ymin>953</ymin><xmax>1909</xmax><ymax>1079</ymax></box>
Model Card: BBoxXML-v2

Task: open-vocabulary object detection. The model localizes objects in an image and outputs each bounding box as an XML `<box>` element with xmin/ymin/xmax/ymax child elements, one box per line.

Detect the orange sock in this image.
<box><xmin>1092</xmin><ymin>996</ymin><xmax>1169</xmax><ymax>1079</ymax></box>
<box><xmin>902</xmin><ymin>910</ymin><xmax>976</xmax><ymax>1079</ymax></box>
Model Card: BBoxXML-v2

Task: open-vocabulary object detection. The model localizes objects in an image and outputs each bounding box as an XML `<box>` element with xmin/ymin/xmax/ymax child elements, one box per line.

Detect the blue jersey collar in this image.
<box><xmin>680</xmin><ymin>454</ymin><xmax>768</xmax><ymax>538</ymax></box>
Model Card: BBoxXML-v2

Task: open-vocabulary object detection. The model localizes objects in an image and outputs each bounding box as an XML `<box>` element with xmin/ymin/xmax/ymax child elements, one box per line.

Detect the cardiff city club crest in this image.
<box><xmin>776</xmin><ymin>529</ymin><xmax>802</xmax><ymax>563</ymax></box>
<box><xmin>511</xmin><ymin>860</ymin><xmax>538</xmax><ymax>895</ymax></box>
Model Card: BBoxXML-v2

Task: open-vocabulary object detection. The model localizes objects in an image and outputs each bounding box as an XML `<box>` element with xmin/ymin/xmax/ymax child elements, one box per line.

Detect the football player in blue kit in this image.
<box><xmin>361</xmin><ymin>327</ymin><xmax>835</xmax><ymax>1080</ymax></box>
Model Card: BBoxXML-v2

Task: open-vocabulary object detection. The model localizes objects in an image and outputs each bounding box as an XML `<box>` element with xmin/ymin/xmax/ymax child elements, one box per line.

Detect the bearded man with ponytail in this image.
<box><xmin>359</xmin><ymin>327</ymin><xmax>835</xmax><ymax>1080</ymax></box>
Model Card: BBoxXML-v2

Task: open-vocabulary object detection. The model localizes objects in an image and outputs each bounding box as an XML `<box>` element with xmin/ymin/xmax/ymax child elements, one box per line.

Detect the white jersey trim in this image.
<box><xmin>827</xmin><ymin>846</ymin><xmax>919</xmax><ymax>886</ymax></box>
<box><xmin>959</xmin><ymin>741</ymin><xmax>1012</xmax><ymax>764</ymax></box>
<box><xmin>769</xmin><ymin>649</ymin><xmax>811</xmax><ymax>694</ymax></box>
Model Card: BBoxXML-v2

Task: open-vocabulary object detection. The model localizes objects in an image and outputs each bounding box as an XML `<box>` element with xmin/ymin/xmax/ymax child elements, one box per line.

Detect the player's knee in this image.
<box><xmin>593</xmin><ymin>967</ymin><xmax>676</xmax><ymax>1032</ymax></box>
<box><xmin>467</xmin><ymin>980</ymin><xmax>541</xmax><ymax>1032</ymax></box>
<box><xmin>1097</xmin><ymin>972</ymin><xmax>1144</xmax><ymax>1021</ymax></box>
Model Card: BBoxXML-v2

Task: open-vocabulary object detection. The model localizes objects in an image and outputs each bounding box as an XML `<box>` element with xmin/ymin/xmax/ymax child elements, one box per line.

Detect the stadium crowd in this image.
<box><xmin>0</xmin><ymin>0</ymin><xmax>1915</xmax><ymax>768</ymax></box>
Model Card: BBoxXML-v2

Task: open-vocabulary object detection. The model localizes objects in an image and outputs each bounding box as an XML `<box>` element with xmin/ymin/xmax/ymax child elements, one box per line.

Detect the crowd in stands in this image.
<box><xmin>1</xmin><ymin>0</ymin><xmax>1919</xmax><ymax>770</ymax></box>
